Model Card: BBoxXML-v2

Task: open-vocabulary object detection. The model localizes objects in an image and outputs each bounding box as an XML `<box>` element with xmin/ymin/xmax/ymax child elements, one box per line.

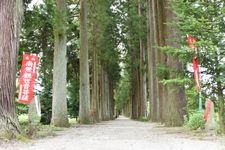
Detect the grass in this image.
<box><xmin>17</xmin><ymin>114</ymin><xmax>77</xmax><ymax>141</ymax></box>
<box><xmin>18</xmin><ymin>114</ymin><xmax>29</xmax><ymax>124</ymax></box>
<box><xmin>20</xmin><ymin>122</ymin><xmax>62</xmax><ymax>140</ymax></box>
<box><xmin>69</xmin><ymin>118</ymin><xmax>77</xmax><ymax>125</ymax></box>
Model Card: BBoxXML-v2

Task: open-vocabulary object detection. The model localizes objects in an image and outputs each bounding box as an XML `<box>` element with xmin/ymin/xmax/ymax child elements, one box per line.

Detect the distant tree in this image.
<box><xmin>115</xmin><ymin>70</ymin><xmax>131</xmax><ymax>116</ymax></box>
<box><xmin>119</xmin><ymin>0</ymin><xmax>147</xmax><ymax>120</ymax></box>
<box><xmin>89</xmin><ymin>0</ymin><xmax>121</xmax><ymax>121</ymax></box>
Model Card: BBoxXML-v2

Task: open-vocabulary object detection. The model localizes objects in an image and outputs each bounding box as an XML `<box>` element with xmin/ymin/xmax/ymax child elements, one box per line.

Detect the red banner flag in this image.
<box><xmin>187</xmin><ymin>35</ymin><xmax>197</xmax><ymax>49</ymax></box>
<box><xmin>18</xmin><ymin>53</ymin><xmax>38</xmax><ymax>104</ymax></box>
<box><xmin>192</xmin><ymin>56</ymin><xmax>200</xmax><ymax>92</ymax></box>
<box><xmin>203</xmin><ymin>99</ymin><xmax>213</xmax><ymax>122</ymax></box>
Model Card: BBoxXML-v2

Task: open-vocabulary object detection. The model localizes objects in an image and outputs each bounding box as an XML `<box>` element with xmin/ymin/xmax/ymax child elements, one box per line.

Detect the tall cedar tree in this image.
<box><xmin>51</xmin><ymin>0</ymin><xmax>69</xmax><ymax>127</ymax></box>
<box><xmin>146</xmin><ymin>0</ymin><xmax>187</xmax><ymax>125</ymax></box>
<box><xmin>79</xmin><ymin>0</ymin><xmax>92</xmax><ymax>124</ymax></box>
<box><xmin>0</xmin><ymin>0</ymin><xmax>23</xmax><ymax>136</ymax></box>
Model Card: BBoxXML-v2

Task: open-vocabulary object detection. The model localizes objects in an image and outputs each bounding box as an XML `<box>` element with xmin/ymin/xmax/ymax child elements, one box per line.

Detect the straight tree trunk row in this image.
<box><xmin>123</xmin><ymin>0</ymin><xmax>187</xmax><ymax>126</ymax></box>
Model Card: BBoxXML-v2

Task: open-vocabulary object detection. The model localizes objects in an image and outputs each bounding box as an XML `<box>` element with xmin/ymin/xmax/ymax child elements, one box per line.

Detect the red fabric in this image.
<box><xmin>204</xmin><ymin>100</ymin><xmax>213</xmax><ymax>121</ymax></box>
<box><xmin>192</xmin><ymin>56</ymin><xmax>200</xmax><ymax>92</ymax></box>
<box><xmin>187</xmin><ymin>35</ymin><xmax>197</xmax><ymax>49</ymax></box>
<box><xmin>18</xmin><ymin>54</ymin><xmax>38</xmax><ymax>104</ymax></box>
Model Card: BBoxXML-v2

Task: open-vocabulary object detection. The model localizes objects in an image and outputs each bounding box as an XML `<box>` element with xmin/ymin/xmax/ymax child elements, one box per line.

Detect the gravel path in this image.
<box><xmin>1</xmin><ymin>116</ymin><xmax>225</xmax><ymax>150</ymax></box>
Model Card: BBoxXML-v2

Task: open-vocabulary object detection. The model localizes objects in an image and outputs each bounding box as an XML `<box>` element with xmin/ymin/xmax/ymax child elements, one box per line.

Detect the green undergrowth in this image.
<box><xmin>19</xmin><ymin>122</ymin><xmax>63</xmax><ymax>140</ymax></box>
<box><xmin>138</xmin><ymin>117</ymin><xmax>150</xmax><ymax>122</ymax></box>
<box><xmin>17</xmin><ymin>114</ymin><xmax>77</xmax><ymax>141</ymax></box>
<box><xmin>69</xmin><ymin>118</ymin><xmax>77</xmax><ymax>125</ymax></box>
<box><xmin>184</xmin><ymin>111</ymin><xmax>205</xmax><ymax>130</ymax></box>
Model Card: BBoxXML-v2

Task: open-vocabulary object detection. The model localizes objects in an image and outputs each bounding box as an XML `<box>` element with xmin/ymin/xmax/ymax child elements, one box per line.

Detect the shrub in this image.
<box><xmin>185</xmin><ymin>112</ymin><xmax>205</xmax><ymax>130</ymax></box>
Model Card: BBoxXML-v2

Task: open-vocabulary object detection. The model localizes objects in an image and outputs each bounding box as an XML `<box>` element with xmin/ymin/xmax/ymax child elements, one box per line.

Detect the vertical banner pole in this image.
<box><xmin>187</xmin><ymin>35</ymin><xmax>202</xmax><ymax>112</ymax></box>
<box><xmin>34</xmin><ymin>52</ymin><xmax>42</xmax><ymax>116</ymax></box>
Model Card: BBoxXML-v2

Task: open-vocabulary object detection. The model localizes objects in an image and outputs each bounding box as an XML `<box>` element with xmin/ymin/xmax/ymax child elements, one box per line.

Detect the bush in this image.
<box><xmin>185</xmin><ymin>112</ymin><xmax>205</xmax><ymax>130</ymax></box>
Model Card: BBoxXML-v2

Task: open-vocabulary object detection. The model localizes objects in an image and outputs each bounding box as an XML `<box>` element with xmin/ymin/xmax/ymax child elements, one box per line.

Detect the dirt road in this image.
<box><xmin>1</xmin><ymin>116</ymin><xmax>225</xmax><ymax>150</ymax></box>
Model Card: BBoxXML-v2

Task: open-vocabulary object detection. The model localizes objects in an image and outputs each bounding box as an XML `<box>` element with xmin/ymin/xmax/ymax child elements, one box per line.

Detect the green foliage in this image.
<box><xmin>186</xmin><ymin>87</ymin><xmax>199</xmax><ymax>113</ymax></box>
<box><xmin>159</xmin><ymin>46</ymin><xmax>192</xmax><ymax>63</ymax></box>
<box><xmin>53</xmin><ymin>2</ymin><xmax>67</xmax><ymax>35</ymax></box>
<box><xmin>157</xmin><ymin>63</ymin><xmax>191</xmax><ymax>86</ymax></box>
<box><xmin>67</xmin><ymin>78</ymin><xmax>79</xmax><ymax>119</ymax></box>
<box><xmin>184</xmin><ymin>112</ymin><xmax>205</xmax><ymax>130</ymax></box>
<box><xmin>18</xmin><ymin>114</ymin><xmax>29</xmax><ymax>123</ymax></box>
<box><xmin>93</xmin><ymin>0</ymin><xmax>121</xmax><ymax>84</ymax></box>
<box><xmin>66</xmin><ymin>0</ymin><xmax>80</xmax><ymax>119</ymax></box>
<box><xmin>160</xmin><ymin>78</ymin><xmax>191</xmax><ymax>86</ymax></box>
<box><xmin>171</xmin><ymin>0</ymin><xmax>225</xmax><ymax>132</ymax></box>
<box><xmin>138</xmin><ymin>117</ymin><xmax>149</xmax><ymax>122</ymax></box>
<box><xmin>115</xmin><ymin>71</ymin><xmax>131</xmax><ymax>113</ymax></box>
<box><xmin>116</xmin><ymin>1</ymin><xmax>147</xmax><ymax>114</ymax></box>
<box><xmin>16</xmin><ymin>102</ymin><xmax>29</xmax><ymax>115</ymax></box>
<box><xmin>156</xmin><ymin>64</ymin><xmax>170</xmax><ymax>80</ymax></box>
<box><xmin>68</xmin><ymin>118</ymin><xmax>77</xmax><ymax>125</ymax></box>
<box><xmin>171</xmin><ymin>0</ymin><xmax>225</xmax><ymax>91</ymax></box>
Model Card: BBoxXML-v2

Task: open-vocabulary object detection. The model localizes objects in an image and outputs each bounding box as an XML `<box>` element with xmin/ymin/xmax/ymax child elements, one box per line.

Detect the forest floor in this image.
<box><xmin>1</xmin><ymin>116</ymin><xmax>225</xmax><ymax>150</ymax></box>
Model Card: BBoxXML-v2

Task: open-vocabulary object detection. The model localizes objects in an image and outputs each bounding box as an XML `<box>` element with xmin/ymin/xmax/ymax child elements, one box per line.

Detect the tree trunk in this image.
<box><xmin>147</xmin><ymin>0</ymin><xmax>186</xmax><ymax>125</ymax></box>
<box><xmin>103</xmin><ymin>70</ymin><xmax>109</xmax><ymax>120</ymax></box>
<box><xmin>0</xmin><ymin>0</ymin><xmax>22</xmax><ymax>137</ymax></box>
<box><xmin>91</xmin><ymin>32</ymin><xmax>100</xmax><ymax>122</ymax></box>
<box><xmin>131</xmin><ymin>69</ymin><xmax>140</xmax><ymax>120</ymax></box>
<box><xmin>99</xmin><ymin>68</ymin><xmax>104</xmax><ymax>121</ymax></box>
<box><xmin>51</xmin><ymin>0</ymin><xmax>69</xmax><ymax>127</ymax></box>
<box><xmin>79</xmin><ymin>0</ymin><xmax>92</xmax><ymax>124</ymax></box>
<box><xmin>99</xmin><ymin>69</ymin><xmax>110</xmax><ymax>121</ymax></box>
<box><xmin>156</xmin><ymin>0</ymin><xmax>167</xmax><ymax>123</ymax></box>
<box><xmin>138</xmin><ymin>0</ymin><xmax>147</xmax><ymax>118</ymax></box>
<box><xmin>217</xmin><ymin>78</ymin><xmax>225</xmax><ymax>133</ymax></box>
<box><xmin>90</xmin><ymin>0</ymin><xmax>100</xmax><ymax>122</ymax></box>
<box><xmin>163</xmin><ymin>0</ymin><xmax>187</xmax><ymax>126</ymax></box>
<box><xmin>147</xmin><ymin>0</ymin><xmax>160</xmax><ymax>122</ymax></box>
<box><xmin>109</xmin><ymin>79</ymin><xmax>114</xmax><ymax>119</ymax></box>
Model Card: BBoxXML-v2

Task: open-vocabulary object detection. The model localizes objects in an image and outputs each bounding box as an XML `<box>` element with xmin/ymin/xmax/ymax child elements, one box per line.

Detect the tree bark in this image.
<box><xmin>147</xmin><ymin>0</ymin><xmax>160</xmax><ymax>121</ymax></box>
<box><xmin>109</xmin><ymin>79</ymin><xmax>114</xmax><ymax>119</ymax></box>
<box><xmin>131</xmin><ymin>69</ymin><xmax>140</xmax><ymax>120</ymax></box>
<box><xmin>90</xmin><ymin>0</ymin><xmax>100</xmax><ymax>123</ymax></box>
<box><xmin>99</xmin><ymin>69</ymin><xmax>111</xmax><ymax>121</ymax></box>
<box><xmin>79</xmin><ymin>0</ymin><xmax>92</xmax><ymax>124</ymax></box>
<box><xmin>156</xmin><ymin>0</ymin><xmax>167</xmax><ymax>123</ymax></box>
<box><xmin>0</xmin><ymin>0</ymin><xmax>22</xmax><ymax>136</ymax></box>
<box><xmin>138</xmin><ymin>0</ymin><xmax>147</xmax><ymax>118</ymax></box>
<box><xmin>163</xmin><ymin>0</ymin><xmax>187</xmax><ymax>126</ymax></box>
<box><xmin>51</xmin><ymin>0</ymin><xmax>69</xmax><ymax>127</ymax></box>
